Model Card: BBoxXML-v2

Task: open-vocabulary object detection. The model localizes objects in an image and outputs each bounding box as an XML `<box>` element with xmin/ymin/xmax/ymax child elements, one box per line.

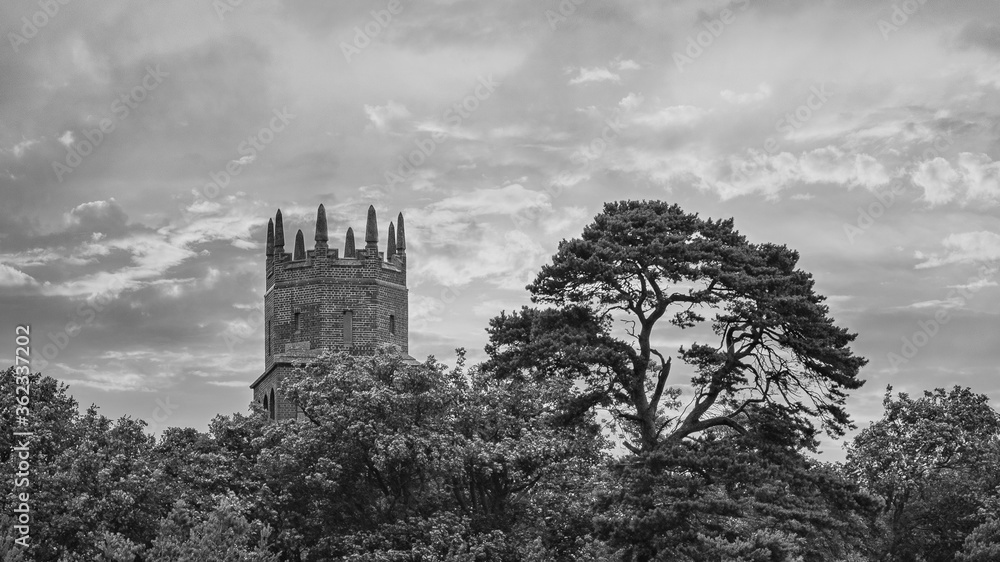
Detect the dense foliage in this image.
<box><xmin>846</xmin><ymin>387</ymin><xmax>1000</xmax><ymax>561</ymax></box>
<box><xmin>2</xmin><ymin>201</ymin><xmax>997</xmax><ymax>560</ymax></box>
<box><xmin>1</xmin><ymin>351</ymin><xmax>609</xmax><ymax>562</ymax></box>
<box><xmin>510</xmin><ymin>200</ymin><xmax>867</xmax><ymax>453</ymax></box>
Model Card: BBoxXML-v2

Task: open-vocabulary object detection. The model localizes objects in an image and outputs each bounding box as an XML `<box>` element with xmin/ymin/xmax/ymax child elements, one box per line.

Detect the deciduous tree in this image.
<box><xmin>846</xmin><ymin>386</ymin><xmax>1000</xmax><ymax>561</ymax></box>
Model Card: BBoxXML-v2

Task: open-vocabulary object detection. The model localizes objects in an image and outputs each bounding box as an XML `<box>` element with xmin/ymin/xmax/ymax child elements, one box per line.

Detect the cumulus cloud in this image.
<box><xmin>169</xmin><ymin>197</ymin><xmax>260</xmax><ymax>248</ymax></box>
<box><xmin>187</xmin><ymin>200</ymin><xmax>222</xmax><ymax>214</ymax></box>
<box><xmin>0</xmin><ymin>263</ymin><xmax>37</xmax><ymax>287</ymax></box>
<box><xmin>568</xmin><ymin>67</ymin><xmax>621</xmax><ymax>85</ymax></box>
<box><xmin>725</xmin><ymin>148</ymin><xmax>891</xmax><ymax>196</ymax></box>
<box><xmin>407</xmin><ymin>185</ymin><xmax>553</xmax><ymax>288</ymax></box>
<box><xmin>53</xmin><ymin>363</ymin><xmax>164</xmax><ymax>392</ymax></box>
<box><xmin>912</xmin><ymin>158</ymin><xmax>961</xmax><ymax>205</ymax></box>
<box><xmin>957</xmin><ymin>153</ymin><xmax>1000</xmax><ymax>201</ymax></box>
<box><xmin>7</xmin><ymin>138</ymin><xmax>39</xmax><ymax>158</ymax></box>
<box><xmin>413</xmin><ymin>228</ymin><xmax>548</xmax><ymax>289</ymax></box>
<box><xmin>619</xmin><ymin>93</ymin><xmax>644</xmax><ymax>111</ymax></box>
<box><xmin>911</xmin><ymin>153</ymin><xmax>1000</xmax><ymax>206</ymax></box>
<box><xmin>796</xmin><ymin>147</ymin><xmax>891</xmax><ymax>188</ymax></box>
<box><xmin>948</xmin><ymin>278</ymin><xmax>998</xmax><ymax>292</ymax></box>
<box><xmin>364</xmin><ymin>100</ymin><xmax>411</xmax><ymax>132</ymax></box>
<box><xmin>0</xmin><ymin>248</ymin><xmax>70</xmax><ymax>268</ymax></box>
<box><xmin>609</xmin><ymin>145</ymin><xmax>891</xmax><ymax>200</ymax></box>
<box><xmin>915</xmin><ymin>231</ymin><xmax>1000</xmax><ymax>269</ymax></box>
<box><xmin>426</xmin><ymin>184</ymin><xmax>550</xmax><ymax>217</ymax></box>
<box><xmin>65</xmin><ymin>198</ymin><xmax>130</xmax><ymax>234</ymax></box>
<box><xmin>720</xmin><ymin>83</ymin><xmax>772</xmax><ymax>105</ymax></box>
<box><xmin>408</xmin><ymin>292</ymin><xmax>447</xmax><ymax>334</ymax></box>
<box><xmin>903</xmin><ymin>298</ymin><xmax>967</xmax><ymax>310</ymax></box>
<box><xmin>543</xmin><ymin>206</ymin><xmax>590</xmax><ymax>235</ymax></box>
<box><xmin>632</xmin><ymin>105</ymin><xmax>707</xmax><ymax>128</ymax></box>
<box><xmin>6</xmin><ymin>195</ymin><xmax>260</xmax><ymax>301</ymax></box>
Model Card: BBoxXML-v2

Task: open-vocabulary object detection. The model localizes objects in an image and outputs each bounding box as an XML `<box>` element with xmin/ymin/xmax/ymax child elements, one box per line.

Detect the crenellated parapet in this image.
<box><xmin>266</xmin><ymin>204</ymin><xmax>407</xmax><ymax>291</ymax></box>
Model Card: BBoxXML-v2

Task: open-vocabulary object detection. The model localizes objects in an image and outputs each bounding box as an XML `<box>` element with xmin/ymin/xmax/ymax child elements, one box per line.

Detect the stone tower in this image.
<box><xmin>250</xmin><ymin>204</ymin><xmax>410</xmax><ymax>420</ymax></box>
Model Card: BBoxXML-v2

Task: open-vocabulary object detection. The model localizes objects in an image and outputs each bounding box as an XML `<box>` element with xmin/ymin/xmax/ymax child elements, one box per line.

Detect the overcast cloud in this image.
<box><xmin>1</xmin><ymin>0</ymin><xmax>998</xmax><ymax>459</ymax></box>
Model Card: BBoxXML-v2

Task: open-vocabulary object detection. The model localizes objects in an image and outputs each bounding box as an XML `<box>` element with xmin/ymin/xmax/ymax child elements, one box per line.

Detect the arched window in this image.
<box><xmin>262</xmin><ymin>394</ymin><xmax>268</xmax><ymax>415</ymax></box>
<box><xmin>293</xmin><ymin>311</ymin><xmax>301</xmax><ymax>333</ymax></box>
<box><xmin>343</xmin><ymin>310</ymin><xmax>353</xmax><ymax>347</ymax></box>
<box><xmin>269</xmin><ymin>388</ymin><xmax>276</xmax><ymax>420</ymax></box>
<box><xmin>389</xmin><ymin>314</ymin><xmax>396</xmax><ymax>335</ymax></box>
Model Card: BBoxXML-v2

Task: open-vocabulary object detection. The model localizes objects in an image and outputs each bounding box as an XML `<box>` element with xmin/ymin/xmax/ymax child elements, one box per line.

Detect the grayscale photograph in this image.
<box><xmin>1</xmin><ymin>1</ymin><xmax>999</xmax><ymax>560</ymax></box>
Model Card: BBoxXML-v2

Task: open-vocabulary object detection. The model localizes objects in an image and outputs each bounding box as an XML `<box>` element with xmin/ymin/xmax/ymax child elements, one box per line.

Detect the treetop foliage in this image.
<box><xmin>3</xmin><ymin>201</ymin><xmax>998</xmax><ymax>561</ymax></box>
<box><xmin>489</xmin><ymin>200</ymin><xmax>866</xmax><ymax>453</ymax></box>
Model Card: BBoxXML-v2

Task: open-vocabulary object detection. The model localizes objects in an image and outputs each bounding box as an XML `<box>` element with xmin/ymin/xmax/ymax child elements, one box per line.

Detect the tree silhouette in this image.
<box><xmin>487</xmin><ymin>200</ymin><xmax>866</xmax><ymax>452</ymax></box>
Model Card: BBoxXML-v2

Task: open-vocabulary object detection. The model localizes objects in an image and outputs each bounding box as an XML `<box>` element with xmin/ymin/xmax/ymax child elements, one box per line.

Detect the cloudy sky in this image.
<box><xmin>1</xmin><ymin>0</ymin><xmax>998</xmax><ymax>458</ymax></box>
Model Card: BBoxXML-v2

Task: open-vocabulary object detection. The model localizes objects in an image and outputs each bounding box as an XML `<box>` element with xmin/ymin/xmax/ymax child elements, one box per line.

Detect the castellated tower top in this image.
<box><xmin>252</xmin><ymin>204</ymin><xmax>411</xmax><ymax>420</ymax></box>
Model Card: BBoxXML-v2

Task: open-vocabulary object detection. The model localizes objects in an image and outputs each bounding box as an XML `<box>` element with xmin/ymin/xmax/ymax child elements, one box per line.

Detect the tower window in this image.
<box><xmin>389</xmin><ymin>315</ymin><xmax>395</xmax><ymax>335</ymax></box>
<box><xmin>293</xmin><ymin>311</ymin><xmax>301</xmax><ymax>333</ymax></box>
<box><xmin>343</xmin><ymin>310</ymin><xmax>353</xmax><ymax>347</ymax></box>
<box><xmin>269</xmin><ymin>388</ymin><xmax>276</xmax><ymax>420</ymax></box>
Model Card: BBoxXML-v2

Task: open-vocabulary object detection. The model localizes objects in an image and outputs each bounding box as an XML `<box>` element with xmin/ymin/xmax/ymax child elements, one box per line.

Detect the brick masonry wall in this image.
<box><xmin>252</xmin><ymin>366</ymin><xmax>300</xmax><ymax>421</ymax></box>
<box><xmin>254</xmin><ymin>222</ymin><xmax>408</xmax><ymax>419</ymax></box>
